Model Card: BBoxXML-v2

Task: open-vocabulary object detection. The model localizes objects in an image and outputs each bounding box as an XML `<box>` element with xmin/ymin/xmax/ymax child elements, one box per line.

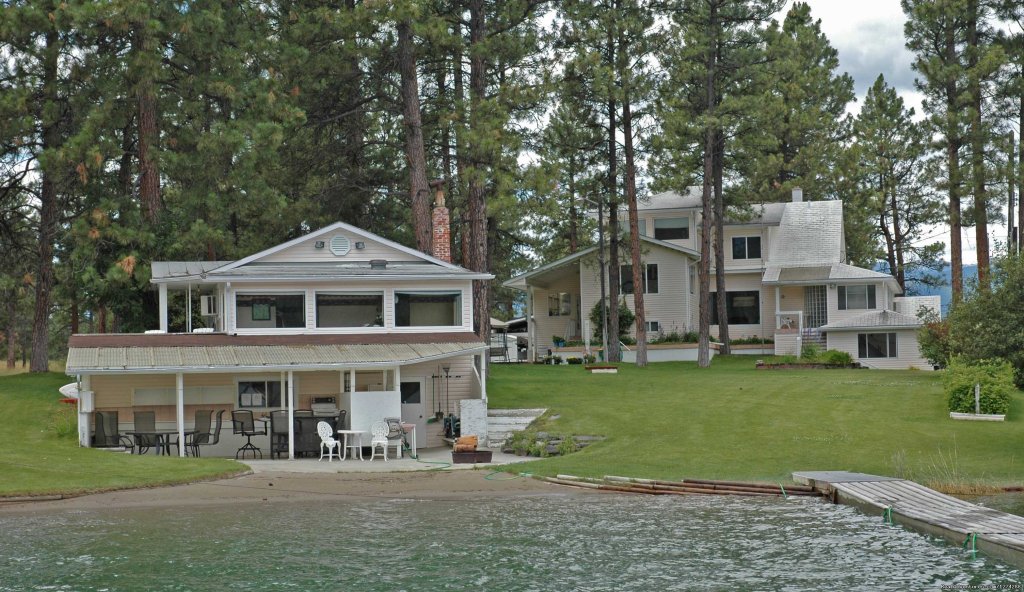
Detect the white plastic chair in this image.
<box><xmin>384</xmin><ymin>417</ymin><xmax>405</xmax><ymax>459</ymax></box>
<box><xmin>369</xmin><ymin>421</ymin><xmax>390</xmax><ymax>461</ymax></box>
<box><xmin>317</xmin><ymin>421</ymin><xmax>341</xmax><ymax>462</ymax></box>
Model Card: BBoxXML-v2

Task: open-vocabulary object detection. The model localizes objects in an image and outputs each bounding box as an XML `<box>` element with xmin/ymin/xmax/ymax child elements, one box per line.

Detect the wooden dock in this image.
<box><xmin>794</xmin><ymin>470</ymin><xmax>1024</xmax><ymax>569</ymax></box>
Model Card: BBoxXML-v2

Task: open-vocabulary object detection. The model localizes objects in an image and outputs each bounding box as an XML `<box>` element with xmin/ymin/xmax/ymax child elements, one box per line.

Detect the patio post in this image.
<box><xmin>774</xmin><ymin>288</ymin><xmax>781</xmax><ymax>330</ymax></box>
<box><xmin>159</xmin><ymin>283</ymin><xmax>168</xmax><ymax>332</ymax></box>
<box><xmin>479</xmin><ymin>352</ymin><xmax>487</xmax><ymax>404</ymax></box>
<box><xmin>287</xmin><ymin>370</ymin><xmax>295</xmax><ymax>460</ymax></box>
<box><xmin>175</xmin><ymin>372</ymin><xmax>185</xmax><ymax>457</ymax></box>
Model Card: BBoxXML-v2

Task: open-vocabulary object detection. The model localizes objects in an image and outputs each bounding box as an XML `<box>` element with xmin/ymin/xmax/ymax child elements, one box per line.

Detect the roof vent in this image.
<box><xmin>329</xmin><ymin>235</ymin><xmax>351</xmax><ymax>256</ymax></box>
<box><xmin>370</xmin><ymin>259</ymin><xmax>387</xmax><ymax>270</ymax></box>
<box><xmin>792</xmin><ymin>187</ymin><xmax>803</xmax><ymax>203</ymax></box>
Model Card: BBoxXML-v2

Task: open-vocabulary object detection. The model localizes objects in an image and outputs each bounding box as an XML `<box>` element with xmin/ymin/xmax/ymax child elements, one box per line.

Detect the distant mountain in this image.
<box><xmin>910</xmin><ymin>264</ymin><xmax>978</xmax><ymax>315</ymax></box>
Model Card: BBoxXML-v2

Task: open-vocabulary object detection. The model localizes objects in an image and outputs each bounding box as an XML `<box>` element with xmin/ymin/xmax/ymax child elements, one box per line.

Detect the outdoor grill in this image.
<box><xmin>310</xmin><ymin>396</ymin><xmax>340</xmax><ymax>418</ymax></box>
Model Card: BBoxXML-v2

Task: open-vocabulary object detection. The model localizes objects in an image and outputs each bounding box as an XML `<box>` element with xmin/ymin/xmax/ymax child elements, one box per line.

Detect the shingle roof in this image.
<box><xmin>151</xmin><ymin>261</ymin><xmax>234</xmax><ymax>280</ymax></box>
<box><xmin>821</xmin><ymin>310</ymin><xmax>923</xmax><ymax>331</ymax></box>
<box><xmin>767</xmin><ymin>200</ymin><xmax>844</xmax><ymax>267</ymax></box>
<box><xmin>67</xmin><ymin>334</ymin><xmax>486</xmax><ymax>374</ymax></box>
<box><xmin>763</xmin><ymin>263</ymin><xmax>896</xmax><ymax>285</ymax></box>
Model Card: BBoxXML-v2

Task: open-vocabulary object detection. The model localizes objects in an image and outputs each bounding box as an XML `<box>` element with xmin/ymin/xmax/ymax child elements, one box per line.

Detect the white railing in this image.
<box><xmin>775</xmin><ymin>310</ymin><xmax>804</xmax><ymax>354</ymax></box>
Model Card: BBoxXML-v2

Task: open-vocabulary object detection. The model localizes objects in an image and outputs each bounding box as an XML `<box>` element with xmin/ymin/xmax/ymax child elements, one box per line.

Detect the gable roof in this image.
<box><xmin>767</xmin><ymin>200</ymin><xmax>844</xmax><ymax>267</ymax></box>
<box><xmin>820</xmin><ymin>310</ymin><xmax>923</xmax><ymax>331</ymax></box>
<box><xmin>763</xmin><ymin>263</ymin><xmax>901</xmax><ymax>292</ymax></box>
<box><xmin>503</xmin><ymin>236</ymin><xmax>699</xmax><ymax>289</ymax></box>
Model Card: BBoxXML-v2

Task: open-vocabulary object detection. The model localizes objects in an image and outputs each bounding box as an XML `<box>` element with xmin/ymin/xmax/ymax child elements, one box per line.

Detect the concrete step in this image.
<box><xmin>486</xmin><ymin>408</ymin><xmax>545</xmax><ymax>447</ymax></box>
<box><xmin>487</xmin><ymin>408</ymin><xmax>547</xmax><ymax>418</ymax></box>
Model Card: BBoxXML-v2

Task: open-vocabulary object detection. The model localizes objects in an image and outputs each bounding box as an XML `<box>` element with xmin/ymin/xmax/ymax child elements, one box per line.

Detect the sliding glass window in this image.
<box><xmin>395</xmin><ymin>292</ymin><xmax>462</xmax><ymax>327</ymax></box>
<box><xmin>316</xmin><ymin>293</ymin><xmax>383</xmax><ymax>328</ymax></box>
<box><xmin>236</xmin><ymin>294</ymin><xmax>305</xmax><ymax>328</ymax></box>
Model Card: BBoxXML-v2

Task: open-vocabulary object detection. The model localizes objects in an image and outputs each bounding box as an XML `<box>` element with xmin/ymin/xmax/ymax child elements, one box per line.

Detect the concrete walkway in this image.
<box><xmin>242</xmin><ymin>447</ymin><xmax>538</xmax><ymax>474</ymax></box>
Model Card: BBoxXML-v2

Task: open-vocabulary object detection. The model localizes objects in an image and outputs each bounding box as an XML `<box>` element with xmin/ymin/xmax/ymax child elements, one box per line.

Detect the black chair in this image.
<box><xmin>132</xmin><ymin>411</ymin><xmax>161</xmax><ymax>455</ymax></box>
<box><xmin>336</xmin><ymin>409</ymin><xmax>347</xmax><ymax>431</ymax></box>
<box><xmin>269</xmin><ymin>410</ymin><xmax>290</xmax><ymax>459</ymax></box>
<box><xmin>92</xmin><ymin>411</ymin><xmax>132</xmax><ymax>448</ymax></box>
<box><xmin>231</xmin><ymin>410</ymin><xmax>266</xmax><ymax>459</ymax></box>
<box><xmin>178</xmin><ymin>410</ymin><xmax>213</xmax><ymax>457</ymax></box>
<box><xmin>195</xmin><ymin>410</ymin><xmax>226</xmax><ymax>457</ymax></box>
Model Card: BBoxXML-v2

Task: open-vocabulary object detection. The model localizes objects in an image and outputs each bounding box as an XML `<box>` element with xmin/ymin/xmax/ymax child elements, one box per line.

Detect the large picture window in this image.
<box><xmin>236</xmin><ymin>294</ymin><xmax>305</xmax><ymax>328</ymax></box>
<box><xmin>237</xmin><ymin>379</ymin><xmax>287</xmax><ymax>408</ymax></box>
<box><xmin>731</xmin><ymin>236</ymin><xmax>762</xmax><ymax>260</ymax></box>
<box><xmin>547</xmin><ymin>292</ymin><xmax>571</xmax><ymax>316</ymax></box>
<box><xmin>395</xmin><ymin>292</ymin><xmax>461</xmax><ymax>327</ymax></box>
<box><xmin>653</xmin><ymin>217</ymin><xmax>689</xmax><ymax>240</ymax></box>
<box><xmin>858</xmin><ymin>333</ymin><xmax>897</xmax><ymax>358</ymax></box>
<box><xmin>316</xmin><ymin>293</ymin><xmax>383</xmax><ymax>328</ymax></box>
<box><xmin>620</xmin><ymin>264</ymin><xmax>659</xmax><ymax>295</ymax></box>
<box><xmin>838</xmin><ymin>285</ymin><xmax>877</xmax><ymax>310</ymax></box>
<box><xmin>709</xmin><ymin>291</ymin><xmax>761</xmax><ymax>325</ymax></box>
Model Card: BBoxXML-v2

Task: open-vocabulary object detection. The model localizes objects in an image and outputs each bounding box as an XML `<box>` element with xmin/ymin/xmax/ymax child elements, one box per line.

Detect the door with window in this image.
<box><xmin>400</xmin><ymin>379</ymin><xmax>427</xmax><ymax>448</ymax></box>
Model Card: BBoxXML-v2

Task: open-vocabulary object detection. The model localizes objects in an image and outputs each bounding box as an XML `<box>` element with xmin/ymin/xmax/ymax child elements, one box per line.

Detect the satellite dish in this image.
<box><xmin>329</xmin><ymin>235</ymin><xmax>351</xmax><ymax>256</ymax></box>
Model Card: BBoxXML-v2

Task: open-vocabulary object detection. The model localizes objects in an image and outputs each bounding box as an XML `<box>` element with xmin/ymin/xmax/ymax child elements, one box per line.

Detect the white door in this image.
<box><xmin>400</xmin><ymin>379</ymin><xmax>427</xmax><ymax>449</ymax></box>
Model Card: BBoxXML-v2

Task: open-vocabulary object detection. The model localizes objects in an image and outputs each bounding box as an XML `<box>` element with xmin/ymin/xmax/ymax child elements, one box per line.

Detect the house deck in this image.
<box><xmin>793</xmin><ymin>470</ymin><xmax>1024</xmax><ymax>569</ymax></box>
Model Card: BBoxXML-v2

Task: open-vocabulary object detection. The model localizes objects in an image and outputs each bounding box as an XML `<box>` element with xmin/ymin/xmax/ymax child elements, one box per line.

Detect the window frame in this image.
<box><xmin>620</xmin><ymin>263</ymin><xmax>659</xmax><ymax>295</ymax></box>
<box><xmin>838</xmin><ymin>284</ymin><xmax>878</xmax><ymax>310</ymax></box>
<box><xmin>236</xmin><ymin>377</ymin><xmax>289</xmax><ymax>409</ymax></box>
<box><xmin>857</xmin><ymin>332</ymin><xmax>898</xmax><ymax>358</ymax></box>
<box><xmin>731</xmin><ymin>236</ymin><xmax>762</xmax><ymax>260</ymax></box>
<box><xmin>708</xmin><ymin>291</ymin><xmax>762</xmax><ymax>325</ymax></box>
<box><xmin>235</xmin><ymin>291</ymin><xmax>307</xmax><ymax>329</ymax></box>
<box><xmin>653</xmin><ymin>217</ymin><xmax>689</xmax><ymax>240</ymax></box>
<box><xmin>394</xmin><ymin>290</ymin><xmax>463</xmax><ymax>327</ymax></box>
<box><xmin>314</xmin><ymin>291</ymin><xmax>385</xmax><ymax>328</ymax></box>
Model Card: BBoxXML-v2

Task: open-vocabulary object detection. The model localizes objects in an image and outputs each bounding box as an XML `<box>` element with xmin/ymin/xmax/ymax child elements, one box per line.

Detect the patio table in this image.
<box><xmin>126</xmin><ymin>430</ymin><xmax>196</xmax><ymax>456</ymax></box>
<box><xmin>335</xmin><ymin>429</ymin><xmax>367</xmax><ymax>460</ymax></box>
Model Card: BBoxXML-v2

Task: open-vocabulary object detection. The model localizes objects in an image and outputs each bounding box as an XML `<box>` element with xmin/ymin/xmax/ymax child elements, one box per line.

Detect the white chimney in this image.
<box><xmin>792</xmin><ymin>187</ymin><xmax>803</xmax><ymax>203</ymax></box>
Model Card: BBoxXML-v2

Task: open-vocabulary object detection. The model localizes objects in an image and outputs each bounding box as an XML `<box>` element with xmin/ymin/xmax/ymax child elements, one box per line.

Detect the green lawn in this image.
<box><xmin>488</xmin><ymin>356</ymin><xmax>1024</xmax><ymax>488</ymax></box>
<box><xmin>0</xmin><ymin>372</ymin><xmax>244</xmax><ymax>497</ymax></box>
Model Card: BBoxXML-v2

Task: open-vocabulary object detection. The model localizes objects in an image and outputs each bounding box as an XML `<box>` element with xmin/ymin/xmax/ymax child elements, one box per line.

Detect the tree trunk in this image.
<box><xmin>713</xmin><ymin>127</ymin><xmax>728</xmax><ymax>354</ymax></box>
<box><xmin>467</xmin><ymin>0</ymin><xmax>490</xmax><ymax>340</ymax></box>
<box><xmin>881</xmin><ymin>211</ymin><xmax>899</xmax><ymax>290</ymax></box>
<box><xmin>622</xmin><ymin>72</ymin><xmax>646</xmax><ymax>367</ymax></box>
<box><xmin>6</xmin><ymin>294</ymin><xmax>16</xmax><ymax>369</ymax></box>
<box><xmin>568</xmin><ymin>163</ymin><xmax>579</xmax><ymax>254</ymax></box>
<box><xmin>30</xmin><ymin>27</ymin><xmax>59</xmax><ymax>373</ymax></box>
<box><xmin>967</xmin><ymin>0</ymin><xmax>989</xmax><ymax>288</ymax></box>
<box><xmin>697</xmin><ymin>1</ymin><xmax>718</xmax><ymax>369</ymax></box>
<box><xmin>134</xmin><ymin>19</ymin><xmax>161</xmax><ymax>223</ymax></box>
<box><xmin>398</xmin><ymin>19</ymin><xmax>432</xmax><ymax>254</ymax></box>
<box><xmin>605</xmin><ymin>23</ymin><xmax>620</xmax><ymax>364</ymax></box>
<box><xmin>1019</xmin><ymin>101</ymin><xmax>1024</xmax><ymax>254</ymax></box>
<box><xmin>945</xmin><ymin>25</ymin><xmax>964</xmax><ymax>303</ymax></box>
<box><xmin>1009</xmin><ymin>131</ymin><xmax>1016</xmax><ymax>252</ymax></box>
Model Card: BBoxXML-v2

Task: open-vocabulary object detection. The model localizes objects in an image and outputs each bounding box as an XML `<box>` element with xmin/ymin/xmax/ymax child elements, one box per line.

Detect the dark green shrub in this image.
<box><xmin>917</xmin><ymin>312</ymin><xmax>950</xmax><ymax>369</ymax></box>
<box><xmin>730</xmin><ymin>336</ymin><xmax>774</xmax><ymax>345</ymax></box>
<box><xmin>589</xmin><ymin>298</ymin><xmax>635</xmax><ymax>342</ymax></box>
<box><xmin>566</xmin><ymin>357</ymin><xmax>583</xmax><ymax>365</ymax></box>
<box><xmin>819</xmin><ymin>350</ymin><xmax>853</xmax><ymax>365</ymax></box>
<box><xmin>583</xmin><ymin>354</ymin><xmax>597</xmax><ymax>364</ymax></box>
<box><xmin>801</xmin><ymin>343</ymin><xmax>822</xmax><ymax>360</ymax></box>
<box><xmin>944</xmin><ymin>358</ymin><xmax>1015</xmax><ymax>415</ymax></box>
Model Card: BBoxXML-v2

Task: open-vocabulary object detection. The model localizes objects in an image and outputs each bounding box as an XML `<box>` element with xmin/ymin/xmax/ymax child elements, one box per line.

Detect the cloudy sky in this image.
<box><xmin>796</xmin><ymin>0</ymin><xmax>1016</xmax><ymax>266</ymax></box>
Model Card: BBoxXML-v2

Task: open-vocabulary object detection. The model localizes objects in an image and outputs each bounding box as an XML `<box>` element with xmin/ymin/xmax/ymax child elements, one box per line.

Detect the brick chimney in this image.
<box><xmin>430</xmin><ymin>179</ymin><xmax>451</xmax><ymax>263</ymax></box>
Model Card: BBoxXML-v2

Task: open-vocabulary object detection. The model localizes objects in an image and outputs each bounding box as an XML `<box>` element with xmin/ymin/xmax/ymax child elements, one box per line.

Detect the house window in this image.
<box><xmin>395</xmin><ymin>292</ymin><xmax>461</xmax><ymax>326</ymax></box>
<box><xmin>709</xmin><ymin>291</ymin><xmax>761</xmax><ymax>325</ymax></box>
<box><xmin>620</xmin><ymin>264</ymin><xmax>659</xmax><ymax>295</ymax></box>
<box><xmin>236</xmin><ymin>294</ymin><xmax>305</xmax><ymax>328</ymax></box>
<box><xmin>237</xmin><ymin>379</ymin><xmax>287</xmax><ymax>408</ymax></box>
<box><xmin>548</xmin><ymin>292</ymin><xmax>571</xmax><ymax>316</ymax></box>
<box><xmin>653</xmin><ymin>217</ymin><xmax>689</xmax><ymax>240</ymax></box>
<box><xmin>858</xmin><ymin>333</ymin><xmax>897</xmax><ymax>358</ymax></box>
<box><xmin>689</xmin><ymin>265</ymin><xmax>695</xmax><ymax>294</ymax></box>
<box><xmin>731</xmin><ymin>236</ymin><xmax>762</xmax><ymax>260</ymax></box>
<box><xmin>646</xmin><ymin>320</ymin><xmax>661</xmax><ymax>333</ymax></box>
<box><xmin>838</xmin><ymin>285</ymin><xmax>877</xmax><ymax>310</ymax></box>
<box><xmin>637</xmin><ymin>219</ymin><xmax>647</xmax><ymax>237</ymax></box>
<box><xmin>316</xmin><ymin>293</ymin><xmax>383</xmax><ymax>328</ymax></box>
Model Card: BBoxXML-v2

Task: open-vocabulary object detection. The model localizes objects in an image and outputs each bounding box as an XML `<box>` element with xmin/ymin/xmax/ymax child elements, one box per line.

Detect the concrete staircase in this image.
<box><xmin>486</xmin><ymin>408</ymin><xmax>546</xmax><ymax>448</ymax></box>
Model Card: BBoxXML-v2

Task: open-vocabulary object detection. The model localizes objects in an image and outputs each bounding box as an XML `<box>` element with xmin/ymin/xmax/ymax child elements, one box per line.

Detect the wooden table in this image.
<box><xmin>335</xmin><ymin>429</ymin><xmax>367</xmax><ymax>460</ymax></box>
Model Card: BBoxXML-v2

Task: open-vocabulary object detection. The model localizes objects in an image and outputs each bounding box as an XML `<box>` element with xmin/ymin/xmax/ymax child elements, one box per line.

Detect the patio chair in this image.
<box><xmin>369</xmin><ymin>422</ymin><xmax>390</xmax><ymax>461</ymax></box>
<box><xmin>317</xmin><ymin>421</ymin><xmax>341</xmax><ymax>462</ymax></box>
<box><xmin>336</xmin><ymin>409</ymin><xmax>347</xmax><ymax>431</ymax></box>
<box><xmin>193</xmin><ymin>410</ymin><xmax>226</xmax><ymax>457</ymax></box>
<box><xmin>92</xmin><ymin>411</ymin><xmax>132</xmax><ymax>448</ymax></box>
<box><xmin>268</xmin><ymin>410</ymin><xmax>290</xmax><ymax>459</ymax></box>
<box><xmin>132</xmin><ymin>411</ymin><xmax>161</xmax><ymax>455</ymax></box>
<box><xmin>178</xmin><ymin>410</ymin><xmax>213</xmax><ymax>457</ymax></box>
<box><xmin>231</xmin><ymin>410</ymin><xmax>265</xmax><ymax>460</ymax></box>
<box><xmin>384</xmin><ymin>417</ymin><xmax>406</xmax><ymax>458</ymax></box>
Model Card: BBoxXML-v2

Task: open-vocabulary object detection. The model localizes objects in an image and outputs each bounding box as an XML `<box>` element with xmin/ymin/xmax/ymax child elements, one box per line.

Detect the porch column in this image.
<box><xmin>287</xmin><ymin>370</ymin><xmax>295</xmax><ymax>460</ymax></box>
<box><xmin>774</xmin><ymin>287</ymin><xmax>781</xmax><ymax>330</ymax></box>
<box><xmin>175</xmin><ymin>373</ymin><xmax>185</xmax><ymax>457</ymax></box>
<box><xmin>526</xmin><ymin>286</ymin><xmax>535</xmax><ymax>361</ymax></box>
<box><xmin>159</xmin><ymin>283</ymin><xmax>169</xmax><ymax>332</ymax></box>
<box><xmin>78</xmin><ymin>374</ymin><xmax>91</xmax><ymax>448</ymax></box>
<box><xmin>394</xmin><ymin>365</ymin><xmax>401</xmax><ymax>389</ymax></box>
<box><xmin>480</xmin><ymin>352</ymin><xmax>488</xmax><ymax>404</ymax></box>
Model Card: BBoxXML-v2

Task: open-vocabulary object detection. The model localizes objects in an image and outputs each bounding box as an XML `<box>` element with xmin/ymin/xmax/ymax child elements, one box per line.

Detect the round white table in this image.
<box><xmin>335</xmin><ymin>429</ymin><xmax>367</xmax><ymax>460</ymax></box>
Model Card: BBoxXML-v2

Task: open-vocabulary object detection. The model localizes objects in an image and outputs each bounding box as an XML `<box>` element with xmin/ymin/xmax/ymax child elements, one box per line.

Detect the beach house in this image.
<box><xmin>65</xmin><ymin>192</ymin><xmax>493</xmax><ymax>457</ymax></box>
<box><xmin>504</xmin><ymin>188</ymin><xmax>938</xmax><ymax>369</ymax></box>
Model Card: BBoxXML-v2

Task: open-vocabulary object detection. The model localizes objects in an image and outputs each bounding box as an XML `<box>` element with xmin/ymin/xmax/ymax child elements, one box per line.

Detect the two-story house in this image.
<box><xmin>65</xmin><ymin>192</ymin><xmax>493</xmax><ymax>457</ymax></box>
<box><xmin>505</xmin><ymin>188</ymin><xmax>937</xmax><ymax>370</ymax></box>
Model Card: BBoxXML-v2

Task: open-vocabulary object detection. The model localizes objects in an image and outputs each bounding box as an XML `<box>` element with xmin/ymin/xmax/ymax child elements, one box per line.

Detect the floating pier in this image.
<box><xmin>794</xmin><ymin>470</ymin><xmax>1024</xmax><ymax>569</ymax></box>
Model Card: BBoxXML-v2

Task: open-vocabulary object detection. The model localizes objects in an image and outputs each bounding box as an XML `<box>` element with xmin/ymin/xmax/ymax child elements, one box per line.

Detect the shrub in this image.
<box><xmin>552</xmin><ymin>335</ymin><xmax>566</xmax><ymax>348</ymax></box>
<box><xmin>801</xmin><ymin>342</ymin><xmax>822</xmax><ymax>360</ymax></box>
<box><xmin>583</xmin><ymin>354</ymin><xmax>597</xmax><ymax>364</ymax></box>
<box><xmin>819</xmin><ymin>350</ymin><xmax>854</xmax><ymax>366</ymax></box>
<box><xmin>651</xmin><ymin>330</ymin><xmax>700</xmax><ymax>344</ymax></box>
<box><xmin>944</xmin><ymin>358</ymin><xmax>1015</xmax><ymax>415</ymax></box>
<box><xmin>730</xmin><ymin>336</ymin><xmax>774</xmax><ymax>345</ymax></box>
<box><xmin>566</xmin><ymin>356</ymin><xmax>583</xmax><ymax>365</ymax></box>
<box><xmin>918</xmin><ymin>312</ymin><xmax>951</xmax><ymax>369</ymax></box>
<box><xmin>589</xmin><ymin>298</ymin><xmax>635</xmax><ymax>342</ymax></box>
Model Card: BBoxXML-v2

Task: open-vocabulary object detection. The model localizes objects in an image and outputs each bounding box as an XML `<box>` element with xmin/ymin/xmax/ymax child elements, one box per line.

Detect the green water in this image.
<box><xmin>1</xmin><ymin>494</ymin><xmax>1020</xmax><ymax>591</ymax></box>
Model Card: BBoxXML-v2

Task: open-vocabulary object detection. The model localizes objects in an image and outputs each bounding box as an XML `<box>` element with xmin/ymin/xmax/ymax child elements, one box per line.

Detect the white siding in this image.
<box><xmin>721</xmin><ymin>226</ymin><xmax>767</xmax><ymax>272</ymax></box>
<box><xmin>258</xmin><ymin>233</ymin><xmax>422</xmax><ymax>263</ymax></box>
<box><xmin>402</xmin><ymin>355</ymin><xmax>479</xmax><ymax>447</ymax></box>
<box><xmin>826</xmin><ymin>281</ymin><xmax>889</xmax><ymax>325</ymax></box>
<box><xmin>826</xmin><ymin>330</ymin><xmax>933</xmax><ymax>370</ymax></box>
<box><xmin>709</xmin><ymin>272</ymin><xmax>775</xmax><ymax>341</ymax></box>
<box><xmin>533</xmin><ymin>268</ymin><xmax>583</xmax><ymax>354</ymax></box>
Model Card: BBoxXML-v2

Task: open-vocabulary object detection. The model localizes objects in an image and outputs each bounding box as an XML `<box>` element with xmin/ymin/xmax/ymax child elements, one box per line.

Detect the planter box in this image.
<box><xmin>584</xmin><ymin>365</ymin><xmax>618</xmax><ymax>374</ymax></box>
<box><xmin>452</xmin><ymin>450</ymin><xmax>493</xmax><ymax>463</ymax></box>
<box><xmin>950</xmin><ymin>412</ymin><xmax>1006</xmax><ymax>422</ymax></box>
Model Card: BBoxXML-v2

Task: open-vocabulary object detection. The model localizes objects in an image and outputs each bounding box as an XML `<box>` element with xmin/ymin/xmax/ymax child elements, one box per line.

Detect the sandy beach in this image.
<box><xmin>0</xmin><ymin>469</ymin><xmax>586</xmax><ymax>514</ymax></box>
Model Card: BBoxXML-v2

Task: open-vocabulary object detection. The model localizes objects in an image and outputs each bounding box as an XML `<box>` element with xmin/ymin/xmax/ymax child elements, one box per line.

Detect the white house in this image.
<box><xmin>65</xmin><ymin>192</ymin><xmax>494</xmax><ymax>457</ymax></box>
<box><xmin>505</xmin><ymin>188</ymin><xmax>938</xmax><ymax>370</ymax></box>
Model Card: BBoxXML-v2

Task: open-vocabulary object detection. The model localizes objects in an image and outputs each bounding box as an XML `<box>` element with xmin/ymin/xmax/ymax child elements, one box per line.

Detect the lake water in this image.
<box><xmin>1</xmin><ymin>494</ymin><xmax>1020</xmax><ymax>591</ymax></box>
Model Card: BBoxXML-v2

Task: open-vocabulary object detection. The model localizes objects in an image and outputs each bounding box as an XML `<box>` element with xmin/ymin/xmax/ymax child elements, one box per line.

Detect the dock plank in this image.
<box><xmin>794</xmin><ymin>470</ymin><xmax>1024</xmax><ymax>569</ymax></box>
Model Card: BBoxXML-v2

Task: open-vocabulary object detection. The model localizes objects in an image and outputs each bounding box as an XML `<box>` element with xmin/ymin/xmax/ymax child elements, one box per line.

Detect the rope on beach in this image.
<box><xmin>963</xmin><ymin>532</ymin><xmax>978</xmax><ymax>557</ymax></box>
<box><xmin>779</xmin><ymin>483</ymin><xmax>788</xmax><ymax>499</ymax></box>
<box><xmin>883</xmin><ymin>506</ymin><xmax>893</xmax><ymax>525</ymax></box>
